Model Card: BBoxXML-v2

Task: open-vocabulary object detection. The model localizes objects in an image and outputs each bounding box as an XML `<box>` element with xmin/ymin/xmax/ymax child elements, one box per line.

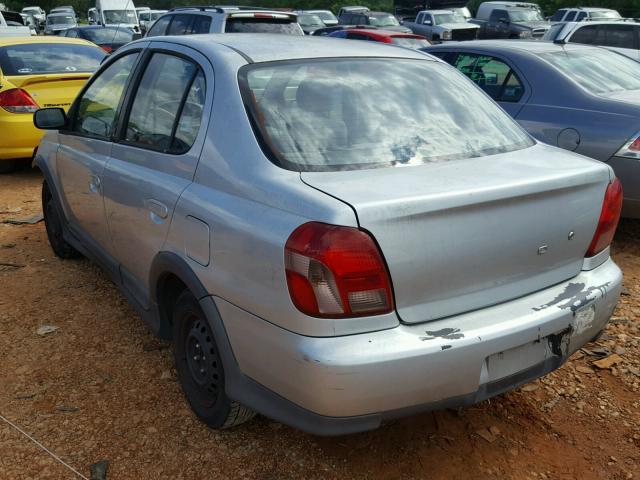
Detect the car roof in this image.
<box><xmin>147</xmin><ymin>33</ymin><xmax>431</xmax><ymax>63</ymax></box>
<box><xmin>425</xmin><ymin>10</ymin><xmax>458</xmax><ymax>14</ymax></box>
<box><xmin>0</xmin><ymin>35</ymin><xmax>96</xmax><ymax>47</ymax></box>
<box><xmin>561</xmin><ymin>7</ymin><xmax>616</xmax><ymax>11</ymax></box>
<box><xmin>428</xmin><ymin>39</ymin><xmax>609</xmax><ymax>54</ymax></box>
<box><xmin>561</xmin><ymin>20</ymin><xmax>640</xmax><ymax>26</ymax></box>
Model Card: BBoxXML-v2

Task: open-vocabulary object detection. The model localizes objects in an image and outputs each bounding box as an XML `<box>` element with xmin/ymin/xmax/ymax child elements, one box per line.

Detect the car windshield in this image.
<box><xmin>225</xmin><ymin>18</ymin><xmax>302</xmax><ymax>34</ymax></box>
<box><xmin>391</xmin><ymin>36</ymin><xmax>430</xmax><ymax>48</ymax></box>
<box><xmin>103</xmin><ymin>10</ymin><xmax>137</xmax><ymax>24</ymax></box>
<box><xmin>369</xmin><ymin>14</ymin><xmax>399</xmax><ymax>27</ymax></box>
<box><xmin>590</xmin><ymin>11</ymin><xmax>621</xmax><ymax>19</ymax></box>
<box><xmin>84</xmin><ymin>27</ymin><xmax>133</xmax><ymax>43</ymax></box>
<box><xmin>509</xmin><ymin>10</ymin><xmax>543</xmax><ymax>22</ymax></box>
<box><xmin>540</xmin><ymin>49</ymin><xmax>640</xmax><ymax>94</ymax></box>
<box><xmin>312</xmin><ymin>11</ymin><xmax>337</xmax><ymax>22</ymax></box>
<box><xmin>138</xmin><ymin>12</ymin><xmax>149</xmax><ymax>20</ymax></box>
<box><xmin>434</xmin><ymin>13</ymin><xmax>466</xmax><ymax>24</ymax></box>
<box><xmin>298</xmin><ymin>14</ymin><xmax>324</xmax><ymax>27</ymax></box>
<box><xmin>0</xmin><ymin>43</ymin><xmax>104</xmax><ymax>75</ymax></box>
<box><xmin>240</xmin><ymin>59</ymin><xmax>532</xmax><ymax>171</ymax></box>
<box><xmin>48</xmin><ymin>15</ymin><xmax>75</xmax><ymax>25</ymax></box>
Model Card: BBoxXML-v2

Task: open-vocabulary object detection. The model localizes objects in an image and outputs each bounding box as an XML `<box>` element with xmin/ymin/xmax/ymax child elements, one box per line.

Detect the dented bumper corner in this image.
<box><xmin>217</xmin><ymin>258</ymin><xmax>621</xmax><ymax>433</ymax></box>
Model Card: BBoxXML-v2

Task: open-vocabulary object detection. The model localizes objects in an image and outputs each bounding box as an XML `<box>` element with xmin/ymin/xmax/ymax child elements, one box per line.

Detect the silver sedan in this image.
<box><xmin>33</xmin><ymin>35</ymin><xmax>622</xmax><ymax>435</ymax></box>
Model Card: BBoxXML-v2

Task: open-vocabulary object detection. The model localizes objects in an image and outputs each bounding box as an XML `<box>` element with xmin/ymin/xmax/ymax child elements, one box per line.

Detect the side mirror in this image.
<box><xmin>34</xmin><ymin>108</ymin><xmax>67</xmax><ymax>130</ymax></box>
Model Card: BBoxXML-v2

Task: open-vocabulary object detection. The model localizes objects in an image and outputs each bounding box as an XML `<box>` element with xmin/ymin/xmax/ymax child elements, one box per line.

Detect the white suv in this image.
<box><xmin>146</xmin><ymin>6</ymin><xmax>304</xmax><ymax>37</ymax></box>
<box><xmin>549</xmin><ymin>7</ymin><xmax>621</xmax><ymax>23</ymax></box>
<box><xmin>544</xmin><ymin>20</ymin><xmax>640</xmax><ymax>61</ymax></box>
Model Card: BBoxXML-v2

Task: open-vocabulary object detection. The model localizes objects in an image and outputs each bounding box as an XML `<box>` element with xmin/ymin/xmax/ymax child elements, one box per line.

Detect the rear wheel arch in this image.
<box><xmin>149</xmin><ymin>252</ymin><xmax>210</xmax><ymax>339</ymax></box>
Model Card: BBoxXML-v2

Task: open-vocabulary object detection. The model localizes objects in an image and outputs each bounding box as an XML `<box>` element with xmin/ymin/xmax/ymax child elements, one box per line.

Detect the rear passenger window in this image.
<box><xmin>576</xmin><ymin>12</ymin><xmax>587</xmax><ymax>21</ymax></box>
<box><xmin>569</xmin><ymin>25</ymin><xmax>598</xmax><ymax>44</ymax></box>
<box><xmin>550</xmin><ymin>9</ymin><xmax>566</xmax><ymax>21</ymax></box>
<box><xmin>124</xmin><ymin>53</ymin><xmax>204</xmax><ymax>153</ymax></box>
<box><xmin>564</xmin><ymin>11</ymin><xmax>577</xmax><ymax>21</ymax></box>
<box><xmin>190</xmin><ymin>15</ymin><xmax>211</xmax><ymax>34</ymax></box>
<box><xmin>453</xmin><ymin>53</ymin><xmax>524</xmax><ymax>103</ymax></box>
<box><xmin>167</xmin><ymin>14</ymin><xmax>193</xmax><ymax>35</ymax></box>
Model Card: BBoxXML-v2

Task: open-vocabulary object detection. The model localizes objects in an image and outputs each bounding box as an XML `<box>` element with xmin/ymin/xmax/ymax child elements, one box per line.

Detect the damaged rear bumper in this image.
<box><xmin>215</xmin><ymin>257</ymin><xmax>622</xmax><ymax>435</ymax></box>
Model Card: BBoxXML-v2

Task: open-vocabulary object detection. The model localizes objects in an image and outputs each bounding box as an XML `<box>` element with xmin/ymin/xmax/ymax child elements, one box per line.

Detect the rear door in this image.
<box><xmin>55</xmin><ymin>50</ymin><xmax>140</xmax><ymax>261</ymax></box>
<box><xmin>102</xmin><ymin>44</ymin><xmax>211</xmax><ymax>308</ymax></box>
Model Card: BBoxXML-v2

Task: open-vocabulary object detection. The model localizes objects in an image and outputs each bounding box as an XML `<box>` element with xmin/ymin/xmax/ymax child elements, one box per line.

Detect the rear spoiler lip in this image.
<box><xmin>6</xmin><ymin>73</ymin><xmax>92</xmax><ymax>86</ymax></box>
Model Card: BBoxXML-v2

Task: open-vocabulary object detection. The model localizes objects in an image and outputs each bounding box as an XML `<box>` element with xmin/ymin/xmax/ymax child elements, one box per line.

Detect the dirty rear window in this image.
<box><xmin>0</xmin><ymin>44</ymin><xmax>105</xmax><ymax>76</ymax></box>
<box><xmin>224</xmin><ymin>18</ymin><xmax>303</xmax><ymax>35</ymax></box>
<box><xmin>240</xmin><ymin>58</ymin><xmax>533</xmax><ymax>172</ymax></box>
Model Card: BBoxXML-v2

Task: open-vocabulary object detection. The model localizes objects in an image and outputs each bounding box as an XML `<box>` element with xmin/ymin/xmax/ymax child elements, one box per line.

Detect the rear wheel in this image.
<box><xmin>172</xmin><ymin>290</ymin><xmax>255</xmax><ymax>429</ymax></box>
<box><xmin>42</xmin><ymin>181</ymin><xmax>81</xmax><ymax>259</ymax></box>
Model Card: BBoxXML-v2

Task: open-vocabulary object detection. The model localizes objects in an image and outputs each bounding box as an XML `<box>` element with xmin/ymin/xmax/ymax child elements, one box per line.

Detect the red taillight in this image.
<box><xmin>101</xmin><ymin>45</ymin><xmax>113</xmax><ymax>53</ymax></box>
<box><xmin>0</xmin><ymin>88</ymin><xmax>39</xmax><ymax>114</ymax></box>
<box><xmin>628</xmin><ymin>138</ymin><xmax>640</xmax><ymax>152</ymax></box>
<box><xmin>586</xmin><ymin>178</ymin><xmax>623</xmax><ymax>257</ymax></box>
<box><xmin>285</xmin><ymin>222</ymin><xmax>394</xmax><ymax>318</ymax></box>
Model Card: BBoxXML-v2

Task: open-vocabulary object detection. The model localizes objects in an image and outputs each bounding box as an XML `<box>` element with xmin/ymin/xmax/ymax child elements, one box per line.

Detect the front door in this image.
<box><xmin>56</xmin><ymin>51</ymin><xmax>140</xmax><ymax>259</ymax></box>
<box><xmin>102</xmin><ymin>46</ymin><xmax>210</xmax><ymax>307</ymax></box>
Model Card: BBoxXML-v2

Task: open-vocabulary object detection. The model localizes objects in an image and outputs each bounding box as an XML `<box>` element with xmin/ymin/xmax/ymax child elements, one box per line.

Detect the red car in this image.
<box><xmin>328</xmin><ymin>28</ymin><xmax>431</xmax><ymax>49</ymax></box>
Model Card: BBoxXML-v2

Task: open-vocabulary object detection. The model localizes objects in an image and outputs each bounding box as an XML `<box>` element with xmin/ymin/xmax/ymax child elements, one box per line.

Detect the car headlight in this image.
<box><xmin>442</xmin><ymin>31</ymin><xmax>452</xmax><ymax>40</ymax></box>
<box><xmin>519</xmin><ymin>30</ymin><xmax>532</xmax><ymax>38</ymax></box>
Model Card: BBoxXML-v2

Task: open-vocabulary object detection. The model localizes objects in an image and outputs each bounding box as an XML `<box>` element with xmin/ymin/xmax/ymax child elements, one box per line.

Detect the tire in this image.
<box><xmin>42</xmin><ymin>181</ymin><xmax>81</xmax><ymax>259</ymax></box>
<box><xmin>172</xmin><ymin>290</ymin><xmax>255</xmax><ymax>429</ymax></box>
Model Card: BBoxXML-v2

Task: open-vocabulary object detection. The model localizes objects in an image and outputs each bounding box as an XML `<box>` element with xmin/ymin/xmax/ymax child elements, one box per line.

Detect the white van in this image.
<box><xmin>94</xmin><ymin>0</ymin><xmax>140</xmax><ymax>31</ymax></box>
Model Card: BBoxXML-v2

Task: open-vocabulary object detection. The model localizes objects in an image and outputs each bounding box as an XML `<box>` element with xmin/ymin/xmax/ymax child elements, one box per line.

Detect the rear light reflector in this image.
<box><xmin>615</xmin><ymin>132</ymin><xmax>640</xmax><ymax>158</ymax></box>
<box><xmin>0</xmin><ymin>88</ymin><xmax>39</xmax><ymax>113</ymax></box>
<box><xmin>285</xmin><ymin>222</ymin><xmax>394</xmax><ymax>318</ymax></box>
<box><xmin>585</xmin><ymin>178</ymin><xmax>623</xmax><ymax>257</ymax></box>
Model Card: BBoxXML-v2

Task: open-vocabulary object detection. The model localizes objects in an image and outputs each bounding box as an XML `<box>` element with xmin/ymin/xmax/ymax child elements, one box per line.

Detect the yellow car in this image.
<box><xmin>0</xmin><ymin>36</ymin><xmax>105</xmax><ymax>172</ymax></box>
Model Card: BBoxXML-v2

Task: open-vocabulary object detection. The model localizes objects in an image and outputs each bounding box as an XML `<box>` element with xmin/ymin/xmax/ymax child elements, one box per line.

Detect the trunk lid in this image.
<box><xmin>301</xmin><ymin>144</ymin><xmax>610</xmax><ymax>323</ymax></box>
<box><xmin>6</xmin><ymin>74</ymin><xmax>90</xmax><ymax>110</ymax></box>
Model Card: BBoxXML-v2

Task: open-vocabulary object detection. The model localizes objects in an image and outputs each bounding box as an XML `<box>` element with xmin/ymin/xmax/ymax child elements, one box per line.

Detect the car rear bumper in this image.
<box><xmin>215</xmin><ymin>257</ymin><xmax>621</xmax><ymax>435</ymax></box>
<box><xmin>608</xmin><ymin>156</ymin><xmax>640</xmax><ymax>218</ymax></box>
<box><xmin>0</xmin><ymin>113</ymin><xmax>42</xmax><ymax>160</ymax></box>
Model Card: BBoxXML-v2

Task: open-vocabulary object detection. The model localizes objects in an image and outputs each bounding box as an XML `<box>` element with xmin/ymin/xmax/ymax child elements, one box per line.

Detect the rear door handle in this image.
<box><xmin>146</xmin><ymin>199</ymin><xmax>168</xmax><ymax>219</ymax></box>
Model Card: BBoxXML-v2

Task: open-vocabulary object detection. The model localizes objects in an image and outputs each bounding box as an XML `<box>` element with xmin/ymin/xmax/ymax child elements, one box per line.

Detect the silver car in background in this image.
<box><xmin>33</xmin><ymin>35</ymin><xmax>622</xmax><ymax>435</ymax></box>
<box><xmin>44</xmin><ymin>12</ymin><xmax>77</xmax><ymax>34</ymax></box>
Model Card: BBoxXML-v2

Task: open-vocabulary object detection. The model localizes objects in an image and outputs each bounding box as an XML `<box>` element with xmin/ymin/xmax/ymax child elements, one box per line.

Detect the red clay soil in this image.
<box><xmin>0</xmin><ymin>168</ymin><xmax>638</xmax><ymax>480</ymax></box>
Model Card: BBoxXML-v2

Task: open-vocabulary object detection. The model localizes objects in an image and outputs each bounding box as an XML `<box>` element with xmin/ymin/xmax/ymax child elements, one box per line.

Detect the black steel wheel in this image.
<box><xmin>172</xmin><ymin>290</ymin><xmax>255</xmax><ymax>428</ymax></box>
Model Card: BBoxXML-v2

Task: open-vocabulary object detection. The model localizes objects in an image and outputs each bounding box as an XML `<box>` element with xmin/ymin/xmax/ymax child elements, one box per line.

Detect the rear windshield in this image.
<box><xmin>590</xmin><ymin>10</ymin><xmax>620</xmax><ymax>19</ymax></box>
<box><xmin>368</xmin><ymin>14</ymin><xmax>400</xmax><ymax>27</ymax></box>
<box><xmin>391</xmin><ymin>36</ymin><xmax>430</xmax><ymax>48</ymax></box>
<box><xmin>539</xmin><ymin>49</ymin><xmax>640</xmax><ymax>94</ymax></box>
<box><xmin>240</xmin><ymin>59</ymin><xmax>533</xmax><ymax>171</ymax></box>
<box><xmin>84</xmin><ymin>27</ymin><xmax>133</xmax><ymax>43</ymax></box>
<box><xmin>0</xmin><ymin>44</ymin><xmax>104</xmax><ymax>75</ymax></box>
<box><xmin>313</xmin><ymin>11</ymin><xmax>337</xmax><ymax>22</ymax></box>
<box><xmin>225</xmin><ymin>18</ymin><xmax>302</xmax><ymax>35</ymax></box>
<box><xmin>48</xmin><ymin>15</ymin><xmax>75</xmax><ymax>25</ymax></box>
<box><xmin>509</xmin><ymin>10</ymin><xmax>543</xmax><ymax>22</ymax></box>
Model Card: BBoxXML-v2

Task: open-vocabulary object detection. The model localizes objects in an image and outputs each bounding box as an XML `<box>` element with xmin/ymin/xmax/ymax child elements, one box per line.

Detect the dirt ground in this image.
<box><xmin>0</xmin><ymin>167</ymin><xmax>638</xmax><ymax>480</ymax></box>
